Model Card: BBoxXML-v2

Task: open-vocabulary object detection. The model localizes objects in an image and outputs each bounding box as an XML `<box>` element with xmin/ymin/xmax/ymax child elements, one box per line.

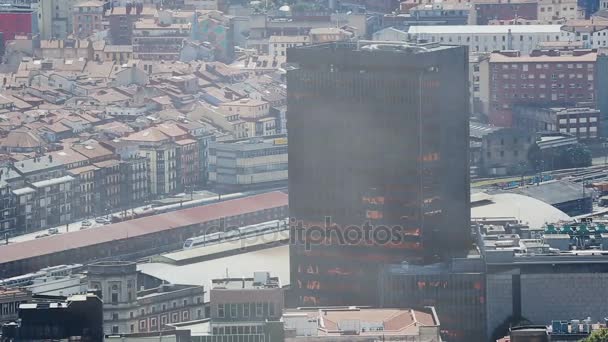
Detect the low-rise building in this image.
<box><xmin>514</xmin><ymin>105</ymin><xmax>600</xmax><ymax>140</ymax></box>
<box><xmin>0</xmin><ymin>288</ymin><xmax>31</xmax><ymax>323</ymax></box>
<box><xmin>283</xmin><ymin>306</ymin><xmax>442</xmax><ymax>341</ymax></box>
<box><xmin>268</xmin><ymin>35</ymin><xmax>309</xmax><ymax>58</ymax></box>
<box><xmin>87</xmin><ymin>261</ymin><xmax>205</xmax><ymax>335</ymax></box>
<box><xmin>133</xmin><ymin>16</ymin><xmax>190</xmax><ymax>61</ymax></box>
<box><xmin>407</xmin><ymin>25</ymin><xmax>563</xmax><ymax>54</ymax></box>
<box><xmin>73</xmin><ymin>1</ymin><xmax>104</xmax><ymax>38</ymax></box>
<box><xmin>208</xmin><ymin>135</ymin><xmax>287</xmax><ymax>191</ymax></box>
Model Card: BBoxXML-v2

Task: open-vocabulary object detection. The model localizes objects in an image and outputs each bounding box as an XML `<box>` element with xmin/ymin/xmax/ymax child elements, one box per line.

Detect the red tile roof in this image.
<box><xmin>0</xmin><ymin>191</ymin><xmax>288</xmax><ymax>264</ymax></box>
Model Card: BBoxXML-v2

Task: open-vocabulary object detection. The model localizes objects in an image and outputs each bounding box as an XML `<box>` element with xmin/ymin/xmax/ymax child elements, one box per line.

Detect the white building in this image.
<box><xmin>538</xmin><ymin>0</ymin><xmax>583</xmax><ymax>21</ymax></box>
<box><xmin>560</xmin><ymin>20</ymin><xmax>608</xmax><ymax>48</ymax></box>
<box><xmin>268</xmin><ymin>35</ymin><xmax>309</xmax><ymax>58</ymax></box>
<box><xmin>407</xmin><ymin>25</ymin><xmax>563</xmax><ymax>53</ymax></box>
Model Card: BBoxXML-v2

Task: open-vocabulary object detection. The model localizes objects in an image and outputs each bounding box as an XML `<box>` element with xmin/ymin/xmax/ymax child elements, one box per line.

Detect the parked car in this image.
<box><xmin>81</xmin><ymin>220</ymin><xmax>92</xmax><ymax>227</ymax></box>
<box><xmin>35</xmin><ymin>233</ymin><xmax>49</xmax><ymax>239</ymax></box>
<box><xmin>48</xmin><ymin>227</ymin><xmax>59</xmax><ymax>235</ymax></box>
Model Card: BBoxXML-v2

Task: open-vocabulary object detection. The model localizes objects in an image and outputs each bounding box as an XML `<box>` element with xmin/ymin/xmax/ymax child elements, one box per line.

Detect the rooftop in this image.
<box><xmin>0</xmin><ymin>192</ymin><xmax>288</xmax><ymax>265</ymax></box>
<box><xmin>508</xmin><ymin>180</ymin><xmax>588</xmax><ymax>205</ymax></box>
<box><xmin>408</xmin><ymin>24</ymin><xmax>562</xmax><ymax>34</ymax></box>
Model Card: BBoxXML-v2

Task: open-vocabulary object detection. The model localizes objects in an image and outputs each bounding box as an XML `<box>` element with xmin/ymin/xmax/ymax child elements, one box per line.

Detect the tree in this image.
<box><xmin>558</xmin><ymin>143</ymin><xmax>592</xmax><ymax>169</ymax></box>
<box><xmin>581</xmin><ymin>329</ymin><xmax>608</xmax><ymax>342</ymax></box>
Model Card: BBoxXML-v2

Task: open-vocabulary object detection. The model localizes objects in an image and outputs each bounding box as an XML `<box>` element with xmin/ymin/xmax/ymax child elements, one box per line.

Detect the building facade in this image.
<box><xmin>407</xmin><ymin>25</ymin><xmax>563</xmax><ymax>54</ymax></box>
<box><xmin>482</xmin><ymin>49</ymin><xmax>599</xmax><ymax>127</ymax></box>
<box><xmin>287</xmin><ymin>42</ymin><xmax>470</xmax><ymax>306</ymax></box>
<box><xmin>208</xmin><ymin>135</ymin><xmax>288</xmax><ymax>191</ymax></box>
<box><xmin>379</xmin><ymin>261</ymin><xmax>485</xmax><ymax>342</ymax></box>
<box><xmin>73</xmin><ymin>1</ymin><xmax>104</xmax><ymax>38</ymax></box>
<box><xmin>514</xmin><ymin>105</ymin><xmax>600</xmax><ymax>140</ymax></box>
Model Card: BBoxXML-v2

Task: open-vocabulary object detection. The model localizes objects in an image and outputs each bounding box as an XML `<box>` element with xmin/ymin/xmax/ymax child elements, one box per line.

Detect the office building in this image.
<box><xmin>208</xmin><ymin>135</ymin><xmax>288</xmax><ymax>191</ymax></box>
<box><xmin>479</xmin><ymin>222</ymin><xmax>608</xmax><ymax>337</ymax></box>
<box><xmin>287</xmin><ymin>42</ymin><xmax>470</xmax><ymax>306</ymax></box>
<box><xmin>379</xmin><ymin>259</ymin><xmax>485</xmax><ymax>342</ymax></box>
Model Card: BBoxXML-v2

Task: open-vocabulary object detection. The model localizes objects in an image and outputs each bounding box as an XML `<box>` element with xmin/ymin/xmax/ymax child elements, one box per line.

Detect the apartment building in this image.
<box><xmin>219</xmin><ymin>98</ymin><xmax>276</xmax><ymax>137</ymax></box>
<box><xmin>133</xmin><ymin>12</ymin><xmax>191</xmax><ymax>61</ymax></box>
<box><xmin>39</xmin><ymin>0</ymin><xmax>85</xmax><ymax>39</ymax></box>
<box><xmin>481</xmin><ymin>49</ymin><xmax>600</xmax><ymax>126</ymax></box>
<box><xmin>73</xmin><ymin>1</ymin><xmax>104</xmax><ymax>38</ymax></box>
<box><xmin>268</xmin><ymin>35</ymin><xmax>309</xmax><ymax>58</ymax></box>
<box><xmin>538</xmin><ymin>0</ymin><xmax>582</xmax><ymax>21</ymax></box>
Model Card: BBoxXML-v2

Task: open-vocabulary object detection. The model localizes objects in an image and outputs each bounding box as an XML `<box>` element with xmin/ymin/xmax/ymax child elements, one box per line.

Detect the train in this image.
<box><xmin>183</xmin><ymin>218</ymin><xmax>289</xmax><ymax>250</ymax></box>
<box><xmin>0</xmin><ymin>264</ymin><xmax>83</xmax><ymax>288</ymax></box>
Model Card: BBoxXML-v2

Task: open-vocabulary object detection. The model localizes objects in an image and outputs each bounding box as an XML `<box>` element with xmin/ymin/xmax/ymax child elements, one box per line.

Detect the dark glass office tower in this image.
<box><xmin>287</xmin><ymin>42</ymin><xmax>471</xmax><ymax>306</ymax></box>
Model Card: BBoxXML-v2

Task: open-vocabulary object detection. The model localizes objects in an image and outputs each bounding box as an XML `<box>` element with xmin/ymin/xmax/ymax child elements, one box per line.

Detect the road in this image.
<box><xmin>5</xmin><ymin>186</ymin><xmax>287</xmax><ymax>245</ymax></box>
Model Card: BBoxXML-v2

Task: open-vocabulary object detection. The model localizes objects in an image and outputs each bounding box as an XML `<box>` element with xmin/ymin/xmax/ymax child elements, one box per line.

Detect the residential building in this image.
<box><xmin>0</xmin><ymin>288</ymin><xmax>31</xmax><ymax>323</ymax></box>
<box><xmin>514</xmin><ymin>105</ymin><xmax>600</xmax><ymax>140</ymax></box>
<box><xmin>133</xmin><ymin>15</ymin><xmax>190</xmax><ymax>61</ymax></box>
<box><xmin>176</xmin><ymin>120</ymin><xmax>215</xmax><ymax>188</ymax></box>
<box><xmin>0</xmin><ymin>129</ymin><xmax>45</xmax><ymax>153</ymax></box>
<box><xmin>407</xmin><ymin>3</ymin><xmax>471</xmax><ymax>25</ymax></box>
<box><xmin>103</xmin><ymin>45</ymin><xmax>134</xmax><ymax>64</ymax></box>
<box><xmin>379</xmin><ymin>260</ymin><xmax>485</xmax><ymax>342</ymax></box>
<box><xmin>39</xmin><ymin>0</ymin><xmax>85</xmax><ymax>40</ymax></box>
<box><xmin>560</xmin><ymin>19</ymin><xmax>608</xmax><ymax>48</ymax></box>
<box><xmin>107</xmin><ymin>4</ymin><xmax>157</xmax><ymax>45</ymax></box>
<box><xmin>36</xmin><ymin>39</ymin><xmax>93</xmax><ymax>60</ymax></box>
<box><xmin>407</xmin><ymin>25</ymin><xmax>564</xmax><ymax>54</ymax></box>
<box><xmin>87</xmin><ymin>261</ymin><xmax>205</xmax><ymax>335</ymax></box>
<box><xmin>470</xmin><ymin>53</ymin><xmax>489</xmax><ymax>116</ymax></box>
<box><xmin>473</xmin><ymin>0</ymin><xmax>537</xmax><ymax>25</ymax></box>
<box><xmin>68</xmin><ymin>164</ymin><xmax>98</xmax><ymax>219</ymax></box>
<box><xmin>308</xmin><ymin>27</ymin><xmax>353</xmax><ymax>44</ymax></box>
<box><xmin>0</xmin><ymin>170</ymin><xmax>17</xmax><ymax>236</ymax></box>
<box><xmin>73</xmin><ymin>1</ymin><xmax>104</xmax><ymax>38</ymax></box>
<box><xmin>247</xmin><ymin>12</ymin><xmax>366</xmax><ymax>53</ymax></box>
<box><xmin>268</xmin><ymin>35</ymin><xmax>309</xmax><ymax>58</ymax></box>
<box><xmin>283</xmin><ymin>306</ymin><xmax>442</xmax><ymax>341</ymax></box>
<box><xmin>208</xmin><ymin>135</ymin><xmax>288</xmax><ymax>191</ymax></box>
<box><xmin>538</xmin><ymin>0</ymin><xmax>583</xmax><ymax>21</ymax></box>
<box><xmin>481</xmin><ymin>49</ymin><xmax>599</xmax><ymax>127</ymax></box>
<box><xmin>219</xmin><ymin>98</ymin><xmax>276</xmax><ymax>137</ymax></box>
<box><xmin>287</xmin><ymin>42</ymin><xmax>470</xmax><ymax>306</ymax></box>
<box><xmin>92</xmin><ymin>159</ymin><xmax>121</xmax><ymax>216</ymax></box>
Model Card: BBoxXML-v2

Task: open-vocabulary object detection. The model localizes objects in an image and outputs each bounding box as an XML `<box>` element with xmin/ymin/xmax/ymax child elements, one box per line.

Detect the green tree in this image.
<box><xmin>581</xmin><ymin>328</ymin><xmax>608</xmax><ymax>342</ymax></box>
<box><xmin>558</xmin><ymin>143</ymin><xmax>592</xmax><ymax>169</ymax></box>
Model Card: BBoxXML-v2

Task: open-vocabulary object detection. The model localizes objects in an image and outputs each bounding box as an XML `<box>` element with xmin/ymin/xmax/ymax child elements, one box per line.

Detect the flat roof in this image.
<box><xmin>0</xmin><ymin>191</ymin><xmax>288</xmax><ymax>264</ymax></box>
<box><xmin>138</xmin><ymin>245</ymin><xmax>289</xmax><ymax>302</ymax></box>
<box><xmin>408</xmin><ymin>24</ymin><xmax>562</xmax><ymax>34</ymax></box>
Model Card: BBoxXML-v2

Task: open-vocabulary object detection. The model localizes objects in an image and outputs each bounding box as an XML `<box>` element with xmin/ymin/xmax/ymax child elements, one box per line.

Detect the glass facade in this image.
<box><xmin>287</xmin><ymin>42</ymin><xmax>471</xmax><ymax>306</ymax></box>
